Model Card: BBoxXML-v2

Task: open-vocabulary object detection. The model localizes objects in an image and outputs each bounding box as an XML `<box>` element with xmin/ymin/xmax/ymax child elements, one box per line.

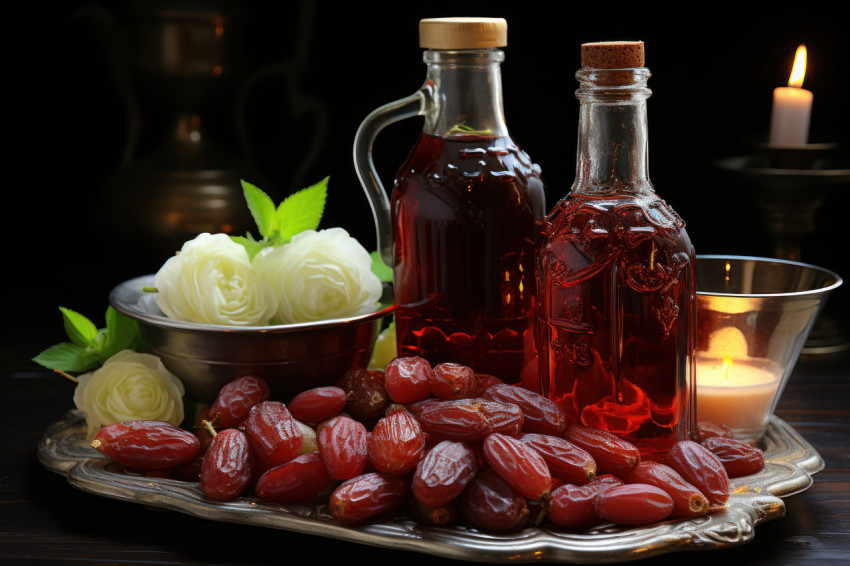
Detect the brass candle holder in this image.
<box><xmin>714</xmin><ymin>139</ymin><xmax>850</xmax><ymax>355</ymax></box>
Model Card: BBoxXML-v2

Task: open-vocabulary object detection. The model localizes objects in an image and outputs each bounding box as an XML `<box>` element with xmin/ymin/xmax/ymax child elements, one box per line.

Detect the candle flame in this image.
<box><xmin>788</xmin><ymin>44</ymin><xmax>807</xmax><ymax>88</ymax></box>
<box><xmin>725</xmin><ymin>261</ymin><xmax>731</xmax><ymax>282</ymax></box>
<box><xmin>722</xmin><ymin>355</ymin><xmax>732</xmax><ymax>381</ymax></box>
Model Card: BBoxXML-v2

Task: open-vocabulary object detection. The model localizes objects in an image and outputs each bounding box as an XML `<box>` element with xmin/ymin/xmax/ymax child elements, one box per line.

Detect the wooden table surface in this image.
<box><xmin>2</xmin><ymin>351</ymin><xmax>848</xmax><ymax>565</ymax></box>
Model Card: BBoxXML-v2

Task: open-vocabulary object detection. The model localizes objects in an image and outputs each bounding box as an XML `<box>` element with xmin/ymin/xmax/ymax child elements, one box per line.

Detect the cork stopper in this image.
<box><xmin>419</xmin><ymin>17</ymin><xmax>507</xmax><ymax>49</ymax></box>
<box><xmin>581</xmin><ymin>41</ymin><xmax>645</xmax><ymax>68</ymax></box>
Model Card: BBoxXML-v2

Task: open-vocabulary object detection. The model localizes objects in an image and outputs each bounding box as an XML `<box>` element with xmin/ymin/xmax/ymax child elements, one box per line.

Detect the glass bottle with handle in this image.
<box><xmin>535</xmin><ymin>41</ymin><xmax>696</xmax><ymax>460</ymax></box>
<box><xmin>354</xmin><ymin>17</ymin><xmax>545</xmax><ymax>381</ymax></box>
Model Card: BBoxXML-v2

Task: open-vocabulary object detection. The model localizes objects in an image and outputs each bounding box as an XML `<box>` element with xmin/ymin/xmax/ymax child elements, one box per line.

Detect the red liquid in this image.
<box><xmin>535</xmin><ymin>192</ymin><xmax>695</xmax><ymax>460</ymax></box>
<box><xmin>392</xmin><ymin>133</ymin><xmax>545</xmax><ymax>381</ymax></box>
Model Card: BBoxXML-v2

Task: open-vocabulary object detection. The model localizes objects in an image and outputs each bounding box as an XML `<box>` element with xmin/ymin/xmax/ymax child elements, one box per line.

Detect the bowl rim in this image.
<box><xmin>695</xmin><ymin>254</ymin><xmax>843</xmax><ymax>299</ymax></box>
<box><xmin>109</xmin><ymin>275</ymin><xmax>395</xmax><ymax>334</ymax></box>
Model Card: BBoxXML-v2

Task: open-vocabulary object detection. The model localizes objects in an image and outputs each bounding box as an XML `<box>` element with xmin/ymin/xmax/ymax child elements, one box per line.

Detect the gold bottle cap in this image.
<box><xmin>419</xmin><ymin>17</ymin><xmax>507</xmax><ymax>49</ymax></box>
<box><xmin>581</xmin><ymin>41</ymin><xmax>645</xmax><ymax>68</ymax></box>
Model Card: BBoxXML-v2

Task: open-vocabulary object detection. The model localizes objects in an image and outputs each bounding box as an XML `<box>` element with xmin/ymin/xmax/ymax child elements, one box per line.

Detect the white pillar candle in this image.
<box><xmin>768</xmin><ymin>45</ymin><xmax>812</xmax><ymax>146</ymax></box>
<box><xmin>769</xmin><ymin>87</ymin><xmax>813</xmax><ymax>145</ymax></box>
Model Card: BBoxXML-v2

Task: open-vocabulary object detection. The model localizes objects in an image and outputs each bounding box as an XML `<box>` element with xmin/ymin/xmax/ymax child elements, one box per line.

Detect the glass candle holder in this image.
<box><xmin>695</xmin><ymin>255</ymin><xmax>842</xmax><ymax>441</ymax></box>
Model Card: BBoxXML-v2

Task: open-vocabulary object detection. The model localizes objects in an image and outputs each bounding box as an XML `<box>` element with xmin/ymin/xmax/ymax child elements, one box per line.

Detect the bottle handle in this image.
<box><xmin>353</xmin><ymin>86</ymin><xmax>432</xmax><ymax>267</ymax></box>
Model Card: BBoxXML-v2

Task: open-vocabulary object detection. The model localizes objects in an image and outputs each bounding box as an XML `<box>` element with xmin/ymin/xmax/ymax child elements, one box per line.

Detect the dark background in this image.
<box><xmin>7</xmin><ymin>0</ymin><xmax>849</xmax><ymax>368</ymax></box>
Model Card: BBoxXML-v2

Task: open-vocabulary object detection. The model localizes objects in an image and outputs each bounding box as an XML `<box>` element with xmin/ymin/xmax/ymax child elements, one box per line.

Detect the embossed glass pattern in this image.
<box><xmin>535</xmin><ymin>67</ymin><xmax>696</xmax><ymax>460</ymax></box>
<box><xmin>357</xmin><ymin>46</ymin><xmax>546</xmax><ymax>379</ymax></box>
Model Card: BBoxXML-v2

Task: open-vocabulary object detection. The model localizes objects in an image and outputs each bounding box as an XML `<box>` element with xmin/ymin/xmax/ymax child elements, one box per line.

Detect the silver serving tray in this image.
<box><xmin>38</xmin><ymin>411</ymin><xmax>823</xmax><ymax>563</ymax></box>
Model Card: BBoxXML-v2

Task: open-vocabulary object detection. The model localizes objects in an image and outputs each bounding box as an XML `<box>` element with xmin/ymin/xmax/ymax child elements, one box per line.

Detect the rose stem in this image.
<box><xmin>54</xmin><ymin>369</ymin><xmax>79</xmax><ymax>384</ymax></box>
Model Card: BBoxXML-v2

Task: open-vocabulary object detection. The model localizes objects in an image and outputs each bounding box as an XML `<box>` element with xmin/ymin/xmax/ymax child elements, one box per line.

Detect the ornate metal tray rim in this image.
<box><xmin>38</xmin><ymin>412</ymin><xmax>823</xmax><ymax>564</ymax></box>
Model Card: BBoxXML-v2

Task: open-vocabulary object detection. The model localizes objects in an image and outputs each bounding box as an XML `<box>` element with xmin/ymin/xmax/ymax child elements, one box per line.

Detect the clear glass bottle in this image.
<box><xmin>354</xmin><ymin>18</ymin><xmax>545</xmax><ymax>381</ymax></box>
<box><xmin>535</xmin><ymin>42</ymin><xmax>696</xmax><ymax>460</ymax></box>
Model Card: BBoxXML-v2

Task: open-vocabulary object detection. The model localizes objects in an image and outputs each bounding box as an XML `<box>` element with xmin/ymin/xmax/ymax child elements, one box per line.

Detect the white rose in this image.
<box><xmin>154</xmin><ymin>232</ymin><xmax>277</xmax><ymax>326</ymax></box>
<box><xmin>73</xmin><ymin>350</ymin><xmax>186</xmax><ymax>440</ymax></box>
<box><xmin>254</xmin><ymin>228</ymin><xmax>382</xmax><ymax>324</ymax></box>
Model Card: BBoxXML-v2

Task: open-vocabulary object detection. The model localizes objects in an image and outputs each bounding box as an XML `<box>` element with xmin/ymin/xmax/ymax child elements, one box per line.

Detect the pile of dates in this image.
<box><xmin>90</xmin><ymin>357</ymin><xmax>765</xmax><ymax>532</ymax></box>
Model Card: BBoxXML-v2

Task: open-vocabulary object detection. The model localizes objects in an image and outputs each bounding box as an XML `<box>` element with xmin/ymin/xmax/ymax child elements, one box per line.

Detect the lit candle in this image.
<box><xmin>768</xmin><ymin>44</ymin><xmax>813</xmax><ymax>145</ymax></box>
<box><xmin>696</xmin><ymin>356</ymin><xmax>782</xmax><ymax>437</ymax></box>
<box><xmin>695</xmin><ymin>327</ymin><xmax>784</xmax><ymax>440</ymax></box>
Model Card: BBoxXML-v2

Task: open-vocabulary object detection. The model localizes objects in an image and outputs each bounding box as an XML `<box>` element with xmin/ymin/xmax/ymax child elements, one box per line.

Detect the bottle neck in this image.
<box><xmin>573</xmin><ymin>67</ymin><xmax>653</xmax><ymax>195</ymax></box>
<box><xmin>422</xmin><ymin>49</ymin><xmax>509</xmax><ymax>138</ymax></box>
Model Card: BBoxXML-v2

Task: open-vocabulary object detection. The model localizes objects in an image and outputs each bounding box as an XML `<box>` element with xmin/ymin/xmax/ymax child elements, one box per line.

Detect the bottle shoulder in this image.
<box><xmin>543</xmin><ymin>190</ymin><xmax>690</xmax><ymax>243</ymax></box>
<box><xmin>393</xmin><ymin>133</ymin><xmax>546</xmax><ymax>198</ymax></box>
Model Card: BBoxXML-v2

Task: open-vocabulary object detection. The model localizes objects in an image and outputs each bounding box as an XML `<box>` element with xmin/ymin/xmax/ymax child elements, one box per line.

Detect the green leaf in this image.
<box><xmin>100</xmin><ymin>306</ymin><xmax>140</xmax><ymax>359</ymax></box>
<box><xmin>276</xmin><ymin>176</ymin><xmax>328</xmax><ymax>242</ymax></box>
<box><xmin>231</xmin><ymin>234</ymin><xmax>274</xmax><ymax>261</ymax></box>
<box><xmin>370</xmin><ymin>251</ymin><xmax>393</xmax><ymax>282</ymax></box>
<box><xmin>32</xmin><ymin>342</ymin><xmax>100</xmax><ymax>372</ymax></box>
<box><xmin>59</xmin><ymin>307</ymin><xmax>99</xmax><ymax>348</ymax></box>
<box><xmin>241</xmin><ymin>179</ymin><xmax>278</xmax><ymax>239</ymax></box>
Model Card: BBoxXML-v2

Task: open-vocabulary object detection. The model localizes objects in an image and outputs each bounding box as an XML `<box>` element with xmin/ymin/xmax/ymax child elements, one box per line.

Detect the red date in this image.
<box><xmin>417</xmin><ymin>399</ymin><xmax>491</xmax><ymax>442</ymax></box>
<box><xmin>287</xmin><ymin>386</ymin><xmax>347</xmax><ymax>424</ymax></box>
<box><xmin>476</xmin><ymin>399</ymin><xmax>524</xmax><ymax>437</ymax></box>
<box><xmin>520</xmin><ymin>433</ymin><xmax>596</xmax><ymax>485</ymax></box>
<box><xmin>430</xmin><ymin>362</ymin><xmax>477</xmax><ymax>400</ymax></box>
<box><xmin>483</xmin><ymin>433</ymin><xmax>552</xmax><ymax>501</ymax></box>
<box><xmin>412</xmin><ymin>440</ymin><xmax>477</xmax><ymax>508</ymax></box>
<box><xmin>623</xmin><ymin>461</ymin><xmax>709</xmax><ymax>518</ymax></box>
<box><xmin>547</xmin><ymin>474</ymin><xmax>623</xmax><ymax>529</ymax></box>
<box><xmin>255</xmin><ymin>452</ymin><xmax>334</xmax><ymax>502</ymax></box>
<box><xmin>460</xmin><ymin>470</ymin><xmax>529</xmax><ymax>533</ymax></box>
<box><xmin>244</xmin><ymin>401</ymin><xmax>303</xmax><ymax>466</ymax></box>
<box><xmin>91</xmin><ymin>420</ymin><xmax>200</xmax><ymax>471</ymax></box>
<box><xmin>702</xmin><ymin>437</ymin><xmax>765</xmax><ymax>478</ymax></box>
<box><xmin>483</xmin><ymin>384</ymin><xmax>566</xmax><ymax>436</ymax></box>
<box><xmin>328</xmin><ymin>473</ymin><xmax>408</xmax><ymax>525</ymax></box>
<box><xmin>368</xmin><ymin>409</ymin><xmax>425</xmax><ymax>475</ymax></box>
<box><xmin>317</xmin><ymin>415</ymin><xmax>368</xmax><ymax>480</ymax></box>
<box><xmin>209</xmin><ymin>375</ymin><xmax>270</xmax><ymax>428</ymax></box>
<box><xmin>472</xmin><ymin>373</ymin><xmax>503</xmax><ymax>397</ymax></box>
<box><xmin>200</xmin><ymin>428</ymin><xmax>254</xmax><ymax>501</ymax></box>
<box><xmin>594</xmin><ymin>483</ymin><xmax>674</xmax><ymax>526</ymax></box>
<box><xmin>667</xmin><ymin>440</ymin><xmax>730</xmax><ymax>506</ymax></box>
<box><xmin>563</xmin><ymin>425</ymin><xmax>640</xmax><ymax>475</ymax></box>
<box><xmin>337</xmin><ymin>368</ymin><xmax>390</xmax><ymax>422</ymax></box>
<box><xmin>384</xmin><ymin>356</ymin><xmax>434</xmax><ymax>404</ymax></box>
<box><xmin>696</xmin><ymin>421</ymin><xmax>735</xmax><ymax>441</ymax></box>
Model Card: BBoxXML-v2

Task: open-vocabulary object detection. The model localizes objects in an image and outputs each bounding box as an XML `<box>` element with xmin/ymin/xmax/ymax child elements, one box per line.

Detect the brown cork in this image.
<box><xmin>581</xmin><ymin>41</ymin><xmax>645</xmax><ymax>68</ymax></box>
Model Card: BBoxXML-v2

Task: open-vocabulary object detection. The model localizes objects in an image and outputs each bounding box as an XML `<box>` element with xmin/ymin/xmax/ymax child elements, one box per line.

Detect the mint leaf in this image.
<box><xmin>241</xmin><ymin>179</ymin><xmax>277</xmax><ymax>240</ymax></box>
<box><xmin>231</xmin><ymin>234</ymin><xmax>274</xmax><ymax>261</ymax></box>
<box><xmin>32</xmin><ymin>342</ymin><xmax>100</xmax><ymax>372</ymax></box>
<box><xmin>59</xmin><ymin>307</ymin><xmax>99</xmax><ymax>348</ymax></box>
<box><xmin>276</xmin><ymin>176</ymin><xmax>328</xmax><ymax>242</ymax></box>
<box><xmin>101</xmin><ymin>306</ymin><xmax>140</xmax><ymax>359</ymax></box>
<box><xmin>370</xmin><ymin>251</ymin><xmax>393</xmax><ymax>282</ymax></box>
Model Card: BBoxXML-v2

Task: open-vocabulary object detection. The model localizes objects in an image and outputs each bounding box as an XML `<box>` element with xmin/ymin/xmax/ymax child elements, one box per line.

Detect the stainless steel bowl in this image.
<box><xmin>109</xmin><ymin>275</ymin><xmax>394</xmax><ymax>403</ymax></box>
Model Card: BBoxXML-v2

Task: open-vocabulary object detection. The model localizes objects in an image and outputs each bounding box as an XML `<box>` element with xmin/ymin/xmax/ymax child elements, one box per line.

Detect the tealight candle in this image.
<box><xmin>768</xmin><ymin>44</ymin><xmax>812</xmax><ymax>145</ymax></box>
<box><xmin>696</xmin><ymin>356</ymin><xmax>783</xmax><ymax>439</ymax></box>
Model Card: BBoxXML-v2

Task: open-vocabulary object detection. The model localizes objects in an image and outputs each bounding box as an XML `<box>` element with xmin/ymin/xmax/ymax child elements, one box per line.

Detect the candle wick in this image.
<box><xmin>722</xmin><ymin>355</ymin><xmax>732</xmax><ymax>381</ymax></box>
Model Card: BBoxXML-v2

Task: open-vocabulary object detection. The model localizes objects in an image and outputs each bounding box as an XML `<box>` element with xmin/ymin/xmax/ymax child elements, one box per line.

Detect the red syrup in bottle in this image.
<box><xmin>534</xmin><ymin>41</ymin><xmax>696</xmax><ymax>461</ymax></box>
<box><xmin>536</xmin><ymin>193</ymin><xmax>695</xmax><ymax>460</ymax></box>
<box><xmin>392</xmin><ymin>133</ymin><xmax>545</xmax><ymax>381</ymax></box>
